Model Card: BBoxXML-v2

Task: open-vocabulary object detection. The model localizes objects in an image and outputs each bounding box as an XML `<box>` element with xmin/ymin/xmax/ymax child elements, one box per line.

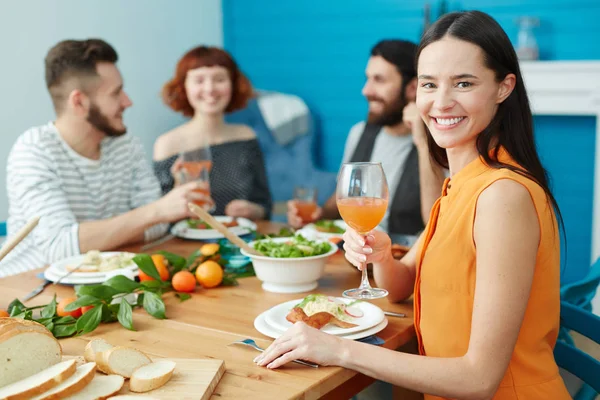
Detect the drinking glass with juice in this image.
<box><xmin>293</xmin><ymin>186</ymin><xmax>318</xmax><ymax>223</ymax></box>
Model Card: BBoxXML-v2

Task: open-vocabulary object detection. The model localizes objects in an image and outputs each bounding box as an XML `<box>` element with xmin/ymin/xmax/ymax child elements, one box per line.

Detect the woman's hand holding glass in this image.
<box><xmin>342</xmin><ymin>228</ymin><xmax>393</xmax><ymax>271</ymax></box>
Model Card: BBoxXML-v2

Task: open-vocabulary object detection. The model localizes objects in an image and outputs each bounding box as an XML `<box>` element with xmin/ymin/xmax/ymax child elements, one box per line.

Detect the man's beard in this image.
<box><xmin>366</xmin><ymin>88</ymin><xmax>407</xmax><ymax>127</ymax></box>
<box><xmin>87</xmin><ymin>103</ymin><xmax>127</xmax><ymax>137</ymax></box>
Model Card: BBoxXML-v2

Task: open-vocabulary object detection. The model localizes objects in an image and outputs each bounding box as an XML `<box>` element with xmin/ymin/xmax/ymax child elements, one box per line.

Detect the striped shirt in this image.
<box><xmin>0</xmin><ymin>122</ymin><xmax>168</xmax><ymax>277</ymax></box>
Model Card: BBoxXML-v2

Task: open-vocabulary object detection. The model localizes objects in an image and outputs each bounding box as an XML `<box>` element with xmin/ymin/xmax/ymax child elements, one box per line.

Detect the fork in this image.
<box><xmin>230</xmin><ymin>338</ymin><xmax>319</xmax><ymax>368</ymax></box>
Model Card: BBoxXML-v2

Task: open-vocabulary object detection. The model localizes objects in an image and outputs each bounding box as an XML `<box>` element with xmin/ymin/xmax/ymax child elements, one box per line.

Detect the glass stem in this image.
<box><xmin>359</xmin><ymin>263</ymin><xmax>372</xmax><ymax>290</ymax></box>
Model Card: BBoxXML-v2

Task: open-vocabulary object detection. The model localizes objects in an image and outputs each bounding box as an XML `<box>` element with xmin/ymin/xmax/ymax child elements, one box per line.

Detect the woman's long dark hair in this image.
<box><xmin>417</xmin><ymin>10</ymin><xmax>565</xmax><ymax>236</ymax></box>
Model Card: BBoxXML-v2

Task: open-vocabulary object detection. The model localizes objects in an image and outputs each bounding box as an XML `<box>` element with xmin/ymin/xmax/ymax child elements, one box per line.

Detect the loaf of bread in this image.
<box><xmin>0</xmin><ymin>359</ymin><xmax>75</xmax><ymax>400</ymax></box>
<box><xmin>0</xmin><ymin>319</ymin><xmax>62</xmax><ymax>388</ymax></box>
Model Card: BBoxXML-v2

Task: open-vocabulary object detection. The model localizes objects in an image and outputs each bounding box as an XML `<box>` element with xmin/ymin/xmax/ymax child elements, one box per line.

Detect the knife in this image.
<box><xmin>383</xmin><ymin>311</ymin><xmax>407</xmax><ymax>318</ymax></box>
<box><xmin>22</xmin><ymin>262</ymin><xmax>86</xmax><ymax>302</ymax></box>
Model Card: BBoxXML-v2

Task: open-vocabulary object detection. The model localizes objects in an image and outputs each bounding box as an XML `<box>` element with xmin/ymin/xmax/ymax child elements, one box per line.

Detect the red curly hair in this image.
<box><xmin>162</xmin><ymin>46</ymin><xmax>252</xmax><ymax>116</ymax></box>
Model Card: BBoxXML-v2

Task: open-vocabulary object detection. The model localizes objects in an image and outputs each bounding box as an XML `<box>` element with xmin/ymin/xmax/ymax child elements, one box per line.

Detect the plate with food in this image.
<box><xmin>254</xmin><ymin>309</ymin><xmax>388</xmax><ymax>341</ymax></box>
<box><xmin>263</xmin><ymin>294</ymin><xmax>385</xmax><ymax>335</ymax></box>
<box><xmin>298</xmin><ymin>219</ymin><xmax>347</xmax><ymax>239</ymax></box>
<box><xmin>170</xmin><ymin>216</ymin><xmax>257</xmax><ymax>240</ymax></box>
<box><xmin>45</xmin><ymin>250</ymin><xmax>137</xmax><ymax>280</ymax></box>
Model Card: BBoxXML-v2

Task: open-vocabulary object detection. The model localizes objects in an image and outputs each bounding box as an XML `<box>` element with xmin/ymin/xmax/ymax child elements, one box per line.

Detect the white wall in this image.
<box><xmin>0</xmin><ymin>0</ymin><xmax>223</xmax><ymax>220</ymax></box>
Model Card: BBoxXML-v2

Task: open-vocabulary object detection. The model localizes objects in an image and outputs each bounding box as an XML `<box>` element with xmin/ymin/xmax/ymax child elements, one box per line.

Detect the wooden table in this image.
<box><xmin>0</xmin><ymin>222</ymin><xmax>415</xmax><ymax>400</ymax></box>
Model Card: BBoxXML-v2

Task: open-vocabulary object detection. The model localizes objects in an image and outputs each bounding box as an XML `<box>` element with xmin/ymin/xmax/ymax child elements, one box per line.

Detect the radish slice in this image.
<box><xmin>344</xmin><ymin>306</ymin><xmax>364</xmax><ymax>318</ymax></box>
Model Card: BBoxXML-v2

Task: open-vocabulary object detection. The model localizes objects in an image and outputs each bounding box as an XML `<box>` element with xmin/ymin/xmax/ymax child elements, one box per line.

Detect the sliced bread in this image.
<box><xmin>0</xmin><ymin>359</ymin><xmax>76</xmax><ymax>400</ymax></box>
<box><xmin>30</xmin><ymin>362</ymin><xmax>96</xmax><ymax>400</ymax></box>
<box><xmin>61</xmin><ymin>374</ymin><xmax>124</xmax><ymax>400</ymax></box>
<box><xmin>97</xmin><ymin>346</ymin><xmax>151</xmax><ymax>378</ymax></box>
<box><xmin>0</xmin><ymin>329</ymin><xmax>62</xmax><ymax>387</ymax></box>
<box><xmin>129</xmin><ymin>360</ymin><xmax>176</xmax><ymax>393</ymax></box>
<box><xmin>110</xmin><ymin>396</ymin><xmax>160</xmax><ymax>399</ymax></box>
<box><xmin>83</xmin><ymin>338</ymin><xmax>114</xmax><ymax>363</ymax></box>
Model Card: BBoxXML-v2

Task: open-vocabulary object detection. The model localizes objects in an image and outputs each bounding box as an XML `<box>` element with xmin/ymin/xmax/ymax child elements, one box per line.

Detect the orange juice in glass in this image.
<box><xmin>180</xmin><ymin>147</ymin><xmax>214</xmax><ymax>211</ymax></box>
<box><xmin>337</xmin><ymin>197</ymin><xmax>388</xmax><ymax>233</ymax></box>
<box><xmin>336</xmin><ymin>162</ymin><xmax>389</xmax><ymax>299</ymax></box>
<box><xmin>293</xmin><ymin>186</ymin><xmax>318</xmax><ymax>223</ymax></box>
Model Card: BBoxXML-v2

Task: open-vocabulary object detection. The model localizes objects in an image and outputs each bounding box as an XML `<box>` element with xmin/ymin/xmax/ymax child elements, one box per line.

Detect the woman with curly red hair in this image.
<box><xmin>154</xmin><ymin>46</ymin><xmax>272</xmax><ymax>220</ymax></box>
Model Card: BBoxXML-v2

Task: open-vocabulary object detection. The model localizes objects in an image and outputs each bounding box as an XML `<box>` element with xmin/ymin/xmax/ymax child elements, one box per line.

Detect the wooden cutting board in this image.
<box><xmin>65</xmin><ymin>356</ymin><xmax>225</xmax><ymax>400</ymax></box>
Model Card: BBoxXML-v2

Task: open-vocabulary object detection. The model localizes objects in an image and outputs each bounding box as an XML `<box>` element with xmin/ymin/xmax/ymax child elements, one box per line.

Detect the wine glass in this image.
<box><xmin>178</xmin><ymin>146</ymin><xmax>215</xmax><ymax>212</ymax></box>
<box><xmin>336</xmin><ymin>162</ymin><xmax>389</xmax><ymax>299</ymax></box>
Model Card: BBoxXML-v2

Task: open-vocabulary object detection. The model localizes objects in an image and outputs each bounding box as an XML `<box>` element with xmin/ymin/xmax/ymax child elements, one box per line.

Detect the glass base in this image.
<box><xmin>342</xmin><ymin>287</ymin><xmax>388</xmax><ymax>300</ymax></box>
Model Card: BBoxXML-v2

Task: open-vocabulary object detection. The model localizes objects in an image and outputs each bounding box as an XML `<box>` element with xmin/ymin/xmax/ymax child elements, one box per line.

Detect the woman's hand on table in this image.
<box><xmin>342</xmin><ymin>228</ymin><xmax>392</xmax><ymax>271</ymax></box>
<box><xmin>254</xmin><ymin>322</ymin><xmax>346</xmax><ymax>369</ymax></box>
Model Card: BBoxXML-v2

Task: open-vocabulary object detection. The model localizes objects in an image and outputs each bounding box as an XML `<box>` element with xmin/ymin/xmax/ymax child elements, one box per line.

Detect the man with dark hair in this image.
<box><xmin>0</xmin><ymin>39</ymin><xmax>201</xmax><ymax>276</ymax></box>
<box><xmin>288</xmin><ymin>39</ymin><xmax>445</xmax><ymax>240</ymax></box>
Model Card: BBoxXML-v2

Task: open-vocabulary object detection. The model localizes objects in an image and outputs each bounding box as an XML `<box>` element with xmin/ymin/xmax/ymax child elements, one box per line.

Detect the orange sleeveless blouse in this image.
<box><xmin>413</xmin><ymin>149</ymin><xmax>570</xmax><ymax>399</ymax></box>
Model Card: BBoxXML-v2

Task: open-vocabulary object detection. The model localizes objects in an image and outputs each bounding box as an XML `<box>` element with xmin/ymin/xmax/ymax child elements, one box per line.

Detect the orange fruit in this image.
<box><xmin>200</xmin><ymin>243</ymin><xmax>220</xmax><ymax>257</ymax></box>
<box><xmin>172</xmin><ymin>271</ymin><xmax>196</xmax><ymax>293</ymax></box>
<box><xmin>139</xmin><ymin>254</ymin><xmax>170</xmax><ymax>281</ymax></box>
<box><xmin>195</xmin><ymin>260</ymin><xmax>223</xmax><ymax>288</ymax></box>
<box><xmin>0</xmin><ymin>310</ymin><xmax>9</xmax><ymax>318</ymax></box>
<box><xmin>57</xmin><ymin>297</ymin><xmax>82</xmax><ymax>318</ymax></box>
<box><xmin>81</xmin><ymin>305</ymin><xmax>95</xmax><ymax>315</ymax></box>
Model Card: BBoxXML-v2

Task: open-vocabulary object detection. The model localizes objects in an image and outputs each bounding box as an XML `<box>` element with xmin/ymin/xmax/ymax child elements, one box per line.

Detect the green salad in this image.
<box><xmin>314</xmin><ymin>220</ymin><xmax>345</xmax><ymax>234</ymax></box>
<box><xmin>254</xmin><ymin>234</ymin><xmax>332</xmax><ymax>258</ymax></box>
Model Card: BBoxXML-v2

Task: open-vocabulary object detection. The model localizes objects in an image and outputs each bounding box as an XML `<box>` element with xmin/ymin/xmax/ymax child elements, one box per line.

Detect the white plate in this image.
<box><xmin>254</xmin><ymin>310</ymin><xmax>388</xmax><ymax>341</ymax></box>
<box><xmin>43</xmin><ymin>266</ymin><xmax>138</xmax><ymax>285</ymax></box>
<box><xmin>46</xmin><ymin>252</ymin><xmax>138</xmax><ymax>279</ymax></box>
<box><xmin>170</xmin><ymin>216</ymin><xmax>257</xmax><ymax>240</ymax></box>
<box><xmin>264</xmin><ymin>298</ymin><xmax>385</xmax><ymax>335</ymax></box>
<box><xmin>297</xmin><ymin>220</ymin><xmax>347</xmax><ymax>240</ymax></box>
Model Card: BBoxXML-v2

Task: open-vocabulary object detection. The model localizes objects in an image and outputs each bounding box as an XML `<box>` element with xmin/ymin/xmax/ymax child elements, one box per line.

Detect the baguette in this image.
<box><xmin>83</xmin><ymin>338</ymin><xmax>114</xmax><ymax>363</ymax></box>
<box><xmin>129</xmin><ymin>360</ymin><xmax>176</xmax><ymax>393</ymax></box>
<box><xmin>0</xmin><ymin>359</ymin><xmax>76</xmax><ymax>400</ymax></box>
<box><xmin>97</xmin><ymin>346</ymin><xmax>151</xmax><ymax>378</ymax></box>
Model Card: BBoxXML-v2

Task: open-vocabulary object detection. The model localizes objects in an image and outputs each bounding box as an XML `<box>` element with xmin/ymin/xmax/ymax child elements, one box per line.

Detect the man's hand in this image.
<box><xmin>154</xmin><ymin>181</ymin><xmax>207</xmax><ymax>223</ymax></box>
<box><xmin>403</xmin><ymin>102</ymin><xmax>428</xmax><ymax>150</ymax></box>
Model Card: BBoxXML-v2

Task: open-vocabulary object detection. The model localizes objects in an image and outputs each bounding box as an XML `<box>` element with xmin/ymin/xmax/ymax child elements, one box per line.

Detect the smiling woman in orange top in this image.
<box><xmin>254</xmin><ymin>10</ymin><xmax>570</xmax><ymax>400</ymax></box>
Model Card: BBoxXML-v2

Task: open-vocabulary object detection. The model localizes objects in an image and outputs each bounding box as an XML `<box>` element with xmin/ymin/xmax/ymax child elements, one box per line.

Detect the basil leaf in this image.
<box><xmin>8</xmin><ymin>298</ymin><xmax>25</xmax><ymax>315</ymax></box>
<box><xmin>157</xmin><ymin>251</ymin><xmax>186</xmax><ymax>273</ymax></box>
<box><xmin>141</xmin><ymin>280</ymin><xmax>162</xmax><ymax>290</ymax></box>
<box><xmin>76</xmin><ymin>285</ymin><xmax>120</xmax><ymax>302</ymax></box>
<box><xmin>103</xmin><ymin>275</ymin><xmax>141</xmax><ymax>293</ymax></box>
<box><xmin>75</xmin><ymin>305</ymin><xmax>102</xmax><ymax>335</ymax></box>
<box><xmin>186</xmin><ymin>249</ymin><xmax>202</xmax><ymax>268</ymax></box>
<box><xmin>53</xmin><ymin>316</ymin><xmax>76</xmax><ymax>325</ymax></box>
<box><xmin>142</xmin><ymin>291</ymin><xmax>166</xmax><ymax>319</ymax></box>
<box><xmin>133</xmin><ymin>254</ymin><xmax>161</xmax><ymax>281</ymax></box>
<box><xmin>43</xmin><ymin>321</ymin><xmax>54</xmax><ymax>332</ymax></box>
<box><xmin>64</xmin><ymin>295</ymin><xmax>101</xmax><ymax>311</ymax></box>
<box><xmin>117</xmin><ymin>300</ymin><xmax>135</xmax><ymax>331</ymax></box>
<box><xmin>41</xmin><ymin>295</ymin><xmax>57</xmax><ymax>318</ymax></box>
<box><xmin>53</xmin><ymin>324</ymin><xmax>77</xmax><ymax>338</ymax></box>
<box><xmin>175</xmin><ymin>293</ymin><xmax>191</xmax><ymax>302</ymax></box>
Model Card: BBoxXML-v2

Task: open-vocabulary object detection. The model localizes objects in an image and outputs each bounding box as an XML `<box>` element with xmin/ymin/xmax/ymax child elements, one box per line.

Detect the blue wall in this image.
<box><xmin>223</xmin><ymin>0</ymin><xmax>600</xmax><ymax>283</ymax></box>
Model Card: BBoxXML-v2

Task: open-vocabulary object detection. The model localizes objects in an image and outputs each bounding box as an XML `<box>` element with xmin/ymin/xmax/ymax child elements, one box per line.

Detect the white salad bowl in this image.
<box><xmin>240</xmin><ymin>237</ymin><xmax>338</xmax><ymax>293</ymax></box>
